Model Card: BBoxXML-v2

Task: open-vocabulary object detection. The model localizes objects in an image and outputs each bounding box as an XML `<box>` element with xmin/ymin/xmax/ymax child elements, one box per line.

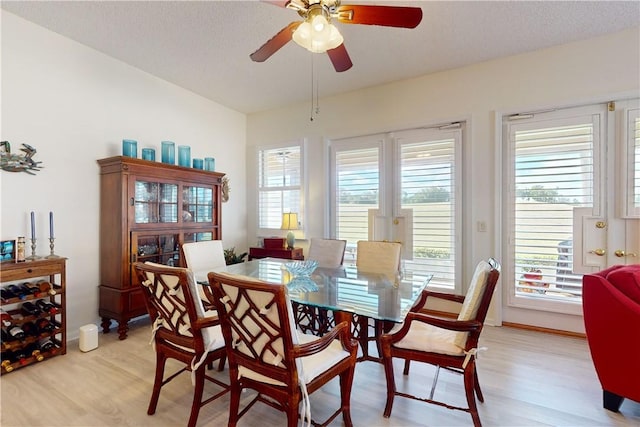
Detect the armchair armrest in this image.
<box><xmin>294</xmin><ymin>321</ymin><xmax>358</xmax><ymax>358</ymax></box>
<box><xmin>411</xmin><ymin>289</ymin><xmax>465</xmax><ymax>312</ymax></box>
<box><xmin>192</xmin><ymin>314</ymin><xmax>220</xmax><ymax>331</ymax></box>
<box><xmin>381</xmin><ymin>311</ymin><xmax>481</xmax><ymax>347</ymax></box>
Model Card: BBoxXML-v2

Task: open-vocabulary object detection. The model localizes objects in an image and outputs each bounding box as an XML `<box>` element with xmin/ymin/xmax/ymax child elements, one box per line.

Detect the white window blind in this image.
<box><xmin>334</xmin><ymin>146</ymin><xmax>380</xmax><ymax>251</ymax></box>
<box><xmin>628</xmin><ymin>108</ymin><xmax>640</xmax><ymax>216</ymax></box>
<box><xmin>400</xmin><ymin>136</ymin><xmax>457</xmax><ymax>288</ymax></box>
<box><xmin>258</xmin><ymin>145</ymin><xmax>301</xmax><ymax>230</ymax></box>
<box><xmin>510</xmin><ymin>118</ymin><xmax>595</xmax><ymax>301</ymax></box>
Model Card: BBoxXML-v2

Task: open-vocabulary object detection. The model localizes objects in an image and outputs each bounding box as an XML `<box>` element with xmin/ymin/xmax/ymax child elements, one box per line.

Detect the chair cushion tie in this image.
<box><xmin>462</xmin><ymin>346</ymin><xmax>487</xmax><ymax>369</ymax></box>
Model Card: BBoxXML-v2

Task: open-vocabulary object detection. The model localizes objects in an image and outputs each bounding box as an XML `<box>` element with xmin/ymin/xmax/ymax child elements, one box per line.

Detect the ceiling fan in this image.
<box><xmin>250</xmin><ymin>0</ymin><xmax>423</xmax><ymax>72</ymax></box>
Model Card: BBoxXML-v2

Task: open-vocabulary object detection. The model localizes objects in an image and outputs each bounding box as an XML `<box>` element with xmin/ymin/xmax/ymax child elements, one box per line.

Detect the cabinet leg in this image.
<box><xmin>117</xmin><ymin>321</ymin><xmax>129</xmax><ymax>340</ymax></box>
<box><xmin>101</xmin><ymin>317</ymin><xmax>112</xmax><ymax>334</ymax></box>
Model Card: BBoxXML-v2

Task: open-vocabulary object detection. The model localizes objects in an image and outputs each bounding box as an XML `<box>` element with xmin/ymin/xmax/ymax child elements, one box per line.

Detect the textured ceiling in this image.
<box><xmin>2</xmin><ymin>1</ymin><xmax>639</xmax><ymax>114</ymax></box>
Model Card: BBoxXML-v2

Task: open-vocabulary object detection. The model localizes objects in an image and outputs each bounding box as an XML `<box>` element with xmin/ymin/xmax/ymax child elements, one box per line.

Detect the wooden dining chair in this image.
<box><xmin>379</xmin><ymin>258</ymin><xmax>501</xmax><ymax>427</ymax></box>
<box><xmin>307</xmin><ymin>238</ymin><xmax>347</xmax><ymax>268</ymax></box>
<box><xmin>207</xmin><ymin>271</ymin><xmax>358</xmax><ymax>427</ymax></box>
<box><xmin>293</xmin><ymin>238</ymin><xmax>347</xmax><ymax>335</ymax></box>
<box><xmin>134</xmin><ymin>262</ymin><xmax>228</xmax><ymax>427</ymax></box>
<box><xmin>182</xmin><ymin>240</ymin><xmax>227</xmax><ymax>310</ymax></box>
<box><xmin>354</xmin><ymin>240</ymin><xmax>403</xmax><ymax>360</ymax></box>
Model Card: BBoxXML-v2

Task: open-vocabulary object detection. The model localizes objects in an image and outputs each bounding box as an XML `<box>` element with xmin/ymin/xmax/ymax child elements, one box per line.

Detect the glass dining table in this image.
<box><xmin>204</xmin><ymin>257</ymin><xmax>433</xmax><ymax>362</ymax></box>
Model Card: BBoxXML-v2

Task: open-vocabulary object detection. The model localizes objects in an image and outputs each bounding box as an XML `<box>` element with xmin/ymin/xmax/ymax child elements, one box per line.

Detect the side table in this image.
<box><xmin>248</xmin><ymin>247</ymin><xmax>304</xmax><ymax>261</ymax></box>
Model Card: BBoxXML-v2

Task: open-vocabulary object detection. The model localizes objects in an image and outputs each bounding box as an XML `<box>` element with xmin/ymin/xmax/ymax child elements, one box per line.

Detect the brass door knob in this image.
<box><xmin>614</xmin><ymin>250</ymin><xmax>637</xmax><ymax>257</ymax></box>
<box><xmin>589</xmin><ymin>248</ymin><xmax>606</xmax><ymax>256</ymax></box>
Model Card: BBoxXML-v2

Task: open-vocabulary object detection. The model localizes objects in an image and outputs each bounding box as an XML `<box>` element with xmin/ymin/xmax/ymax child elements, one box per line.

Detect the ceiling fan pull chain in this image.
<box><xmin>310</xmin><ymin>52</ymin><xmax>314</xmax><ymax>122</ymax></box>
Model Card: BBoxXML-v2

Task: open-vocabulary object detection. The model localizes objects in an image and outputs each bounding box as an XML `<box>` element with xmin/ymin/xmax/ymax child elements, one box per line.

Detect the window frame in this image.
<box><xmin>502</xmin><ymin>104</ymin><xmax>606</xmax><ymax>315</ymax></box>
<box><xmin>255</xmin><ymin>140</ymin><xmax>306</xmax><ymax>238</ymax></box>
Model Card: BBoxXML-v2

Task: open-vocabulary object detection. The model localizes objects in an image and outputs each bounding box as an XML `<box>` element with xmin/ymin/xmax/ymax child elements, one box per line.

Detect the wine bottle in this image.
<box><xmin>12</xmin><ymin>348</ymin><xmax>29</xmax><ymax>365</ymax></box>
<box><xmin>0</xmin><ymin>287</ymin><xmax>16</xmax><ymax>301</ymax></box>
<box><xmin>21</xmin><ymin>321</ymin><xmax>39</xmax><ymax>338</ymax></box>
<box><xmin>39</xmin><ymin>338</ymin><xmax>58</xmax><ymax>354</ymax></box>
<box><xmin>1</xmin><ymin>351</ymin><xmax>14</xmax><ymax>372</ymax></box>
<box><xmin>1</xmin><ymin>309</ymin><xmax>13</xmax><ymax>328</ymax></box>
<box><xmin>36</xmin><ymin>318</ymin><xmax>55</xmax><ymax>333</ymax></box>
<box><xmin>5</xmin><ymin>323</ymin><xmax>25</xmax><ymax>341</ymax></box>
<box><xmin>6</xmin><ymin>284</ymin><xmax>27</xmax><ymax>300</ymax></box>
<box><xmin>36</xmin><ymin>280</ymin><xmax>56</xmax><ymax>296</ymax></box>
<box><xmin>20</xmin><ymin>301</ymin><xmax>42</xmax><ymax>317</ymax></box>
<box><xmin>23</xmin><ymin>282</ymin><xmax>44</xmax><ymax>297</ymax></box>
<box><xmin>35</xmin><ymin>300</ymin><xmax>59</xmax><ymax>315</ymax></box>
<box><xmin>25</xmin><ymin>343</ymin><xmax>44</xmax><ymax>362</ymax></box>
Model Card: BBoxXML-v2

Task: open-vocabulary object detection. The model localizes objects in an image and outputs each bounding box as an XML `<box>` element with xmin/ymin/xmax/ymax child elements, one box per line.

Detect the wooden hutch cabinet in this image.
<box><xmin>97</xmin><ymin>156</ymin><xmax>224</xmax><ymax>340</ymax></box>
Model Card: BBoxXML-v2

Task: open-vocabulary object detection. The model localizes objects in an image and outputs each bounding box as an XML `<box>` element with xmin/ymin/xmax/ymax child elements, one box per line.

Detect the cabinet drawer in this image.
<box><xmin>0</xmin><ymin>259</ymin><xmax>65</xmax><ymax>282</ymax></box>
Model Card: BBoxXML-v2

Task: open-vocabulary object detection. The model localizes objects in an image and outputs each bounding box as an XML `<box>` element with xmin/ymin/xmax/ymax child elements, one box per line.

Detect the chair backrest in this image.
<box><xmin>453</xmin><ymin>258</ymin><xmax>501</xmax><ymax>348</ymax></box>
<box><xmin>307</xmin><ymin>238</ymin><xmax>347</xmax><ymax>268</ymax></box>
<box><xmin>356</xmin><ymin>240</ymin><xmax>402</xmax><ymax>274</ymax></box>
<box><xmin>134</xmin><ymin>262</ymin><xmax>211</xmax><ymax>348</ymax></box>
<box><xmin>207</xmin><ymin>272</ymin><xmax>300</xmax><ymax>385</ymax></box>
<box><xmin>182</xmin><ymin>240</ymin><xmax>226</xmax><ymax>283</ymax></box>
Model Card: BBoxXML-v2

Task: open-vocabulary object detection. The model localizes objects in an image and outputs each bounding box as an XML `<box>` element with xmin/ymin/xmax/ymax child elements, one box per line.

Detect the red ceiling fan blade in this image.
<box><xmin>261</xmin><ymin>0</ymin><xmax>291</xmax><ymax>7</ymax></box>
<box><xmin>327</xmin><ymin>43</ymin><xmax>353</xmax><ymax>72</ymax></box>
<box><xmin>335</xmin><ymin>5</ymin><xmax>423</xmax><ymax>28</ymax></box>
<box><xmin>250</xmin><ymin>21</ymin><xmax>302</xmax><ymax>62</ymax></box>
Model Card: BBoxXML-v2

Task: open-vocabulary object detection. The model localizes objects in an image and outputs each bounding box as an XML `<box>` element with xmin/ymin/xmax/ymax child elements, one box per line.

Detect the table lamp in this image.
<box><xmin>281</xmin><ymin>212</ymin><xmax>299</xmax><ymax>250</ymax></box>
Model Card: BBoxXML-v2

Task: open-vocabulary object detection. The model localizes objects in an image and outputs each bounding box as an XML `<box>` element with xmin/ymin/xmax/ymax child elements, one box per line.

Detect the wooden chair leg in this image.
<box><xmin>474</xmin><ymin>367</ymin><xmax>484</xmax><ymax>402</ymax></box>
<box><xmin>403</xmin><ymin>359</ymin><xmax>411</xmax><ymax>375</ymax></box>
<box><xmin>228</xmin><ymin>382</ymin><xmax>241</xmax><ymax>427</ymax></box>
<box><xmin>382</xmin><ymin>354</ymin><xmax>396</xmax><ymax>418</ymax></box>
<box><xmin>286</xmin><ymin>402</ymin><xmax>299</xmax><ymax>427</ymax></box>
<box><xmin>187</xmin><ymin>368</ymin><xmax>205</xmax><ymax>427</ymax></box>
<box><xmin>339</xmin><ymin>365</ymin><xmax>355</xmax><ymax>427</ymax></box>
<box><xmin>148</xmin><ymin>351</ymin><xmax>167</xmax><ymax>415</ymax></box>
<box><xmin>463</xmin><ymin>363</ymin><xmax>482</xmax><ymax>427</ymax></box>
<box><xmin>217</xmin><ymin>355</ymin><xmax>226</xmax><ymax>371</ymax></box>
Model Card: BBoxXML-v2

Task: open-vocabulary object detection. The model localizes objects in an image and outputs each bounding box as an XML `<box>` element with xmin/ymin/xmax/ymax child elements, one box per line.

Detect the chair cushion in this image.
<box><xmin>453</xmin><ymin>260</ymin><xmax>491</xmax><ymax>348</ymax></box>
<box><xmin>605</xmin><ymin>265</ymin><xmax>640</xmax><ymax>304</ymax></box>
<box><xmin>356</xmin><ymin>241</ymin><xmax>402</xmax><ymax>274</ymax></box>
<box><xmin>308</xmin><ymin>238</ymin><xmax>347</xmax><ymax>268</ymax></box>
<box><xmin>238</xmin><ymin>331</ymin><xmax>351</xmax><ymax>386</ymax></box>
<box><xmin>390</xmin><ymin>321</ymin><xmax>465</xmax><ymax>356</ymax></box>
<box><xmin>143</xmin><ymin>262</ymin><xmax>220</xmax><ymax>351</ymax></box>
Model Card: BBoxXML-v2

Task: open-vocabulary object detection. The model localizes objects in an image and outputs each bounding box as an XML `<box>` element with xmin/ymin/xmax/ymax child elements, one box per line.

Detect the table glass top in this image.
<box><xmin>207</xmin><ymin>258</ymin><xmax>432</xmax><ymax>323</ymax></box>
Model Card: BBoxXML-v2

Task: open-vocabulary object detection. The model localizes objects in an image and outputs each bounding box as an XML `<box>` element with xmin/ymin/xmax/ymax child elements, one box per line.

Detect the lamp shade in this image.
<box><xmin>281</xmin><ymin>213</ymin><xmax>299</xmax><ymax>230</ymax></box>
<box><xmin>292</xmin><ymin>18</ymin><xmax>343</xmax><ymax>53</ymax></box>
<box><xmin>281</xmin><ymin>212</ymin><xmax>299</xmax><ymax>250</ymax></box>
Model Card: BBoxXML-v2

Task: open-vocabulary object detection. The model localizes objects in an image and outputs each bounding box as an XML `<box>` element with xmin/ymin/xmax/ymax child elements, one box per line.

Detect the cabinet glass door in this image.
<box><xmin>184</xmin><ymin>232</ymin><xmax>213</xmax><ymax>243</ymax></box>
<box><xmin>183</xmin><ymin>186</ymin><xmax>213</xmax><ymax>223</ymax></box>
<box><xmin>134</xmin><ymin>181</ymin><xmax>178</xmax><ymax>224</ymax></box>
<box><xmin>132</xmin><ymin>232</ymin><xmax>181</xmax><ymax>266</ymax></box>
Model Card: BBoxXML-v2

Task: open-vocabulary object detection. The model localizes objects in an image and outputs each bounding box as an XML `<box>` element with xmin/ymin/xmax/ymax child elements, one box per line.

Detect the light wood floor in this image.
<box><xmin>1</xmin><ymin>318</ymin><xmax>639</xmax><ymax>427</ymax></box>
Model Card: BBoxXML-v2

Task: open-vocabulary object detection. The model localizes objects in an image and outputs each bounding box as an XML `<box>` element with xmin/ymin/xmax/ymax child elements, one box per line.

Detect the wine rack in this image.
<box><xmin>0</xmin><ymin>258</ymin><xmax>66</xmax><ymax>374</ymax></box>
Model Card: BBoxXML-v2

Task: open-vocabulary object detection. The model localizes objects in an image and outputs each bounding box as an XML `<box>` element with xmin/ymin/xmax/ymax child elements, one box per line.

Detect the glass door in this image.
<box><xmin>133</xmin><ymin>180</ymin><xmax>178</xmax><ymax>224</ymax></box>
<box><xmin>329</xmin><ymin>126</ymin><xmax>463</xmax><ymax>292</ymax></box>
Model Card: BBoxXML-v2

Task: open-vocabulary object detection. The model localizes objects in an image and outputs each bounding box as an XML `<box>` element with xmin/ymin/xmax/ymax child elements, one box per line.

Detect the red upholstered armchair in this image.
<box><xmin>582</xmin><ymin>264</ymin><xmax>640</xmax><ymax>412</ymax></box>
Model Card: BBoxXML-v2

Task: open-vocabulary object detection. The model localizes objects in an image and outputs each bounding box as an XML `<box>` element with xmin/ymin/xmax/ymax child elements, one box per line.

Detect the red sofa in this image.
<box><xmin>583</xmin><ymin>264</ymin><xmax>640</xmax><ymax>412</ymax></box>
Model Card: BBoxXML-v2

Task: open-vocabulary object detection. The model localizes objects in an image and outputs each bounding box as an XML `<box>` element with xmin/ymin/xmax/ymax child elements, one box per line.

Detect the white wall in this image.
<box><xmin>0</xmin><ymin>12</ymin><xmax>248</xmax><ymax>339</ymax></box>
<box><xmin>246</xmin><ymin>27</ymin><xmax>640</xmax><ymax>333</ymax></box>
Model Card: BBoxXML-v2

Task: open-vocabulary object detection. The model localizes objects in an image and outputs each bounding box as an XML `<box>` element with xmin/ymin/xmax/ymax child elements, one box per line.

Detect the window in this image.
<box><xmin>257</xmin><ymin>143</ymin><xmax>303</xmax><ymax>233</ymax></box>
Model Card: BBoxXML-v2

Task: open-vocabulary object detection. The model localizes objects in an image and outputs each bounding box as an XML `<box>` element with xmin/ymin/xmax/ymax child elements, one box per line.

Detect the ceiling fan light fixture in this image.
<box><xmin>292</xmin><ymin>9</ymin><xmax>343</xmax><ymax>53</ymax></box>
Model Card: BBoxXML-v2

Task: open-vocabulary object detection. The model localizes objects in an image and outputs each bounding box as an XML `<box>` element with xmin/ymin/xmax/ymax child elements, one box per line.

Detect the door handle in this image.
<box><xmin>614</xmin><ymin>250</ymin><xmax>637</xmax><ymax>258</ymax></box>
<box><xmin>589</xmin><ymin>248</ymin><xmax>606</xmax><ymax>256</ymax></box>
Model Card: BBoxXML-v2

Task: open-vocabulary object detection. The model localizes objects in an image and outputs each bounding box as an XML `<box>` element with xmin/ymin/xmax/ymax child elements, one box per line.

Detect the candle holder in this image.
<box><xmin>45</xmin><ymin>238</ymin><xmax>60</xmax><ymax>259</ymax></box>
<box><xmin>26</xmin><ymin>238</ymin><xmax>41</xmax><ymax>260</ymax></box>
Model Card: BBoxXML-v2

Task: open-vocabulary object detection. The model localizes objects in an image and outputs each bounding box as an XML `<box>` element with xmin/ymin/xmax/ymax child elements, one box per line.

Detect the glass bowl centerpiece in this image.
<box><xmin>284</xmin><ymin>260</ymin><xmax>319</xmax><ymax>292</ymax></box>
<box><xmin>284</xmin><ymin>260</ymin><xmax>318</xmax><ymax>277</ymax></box>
